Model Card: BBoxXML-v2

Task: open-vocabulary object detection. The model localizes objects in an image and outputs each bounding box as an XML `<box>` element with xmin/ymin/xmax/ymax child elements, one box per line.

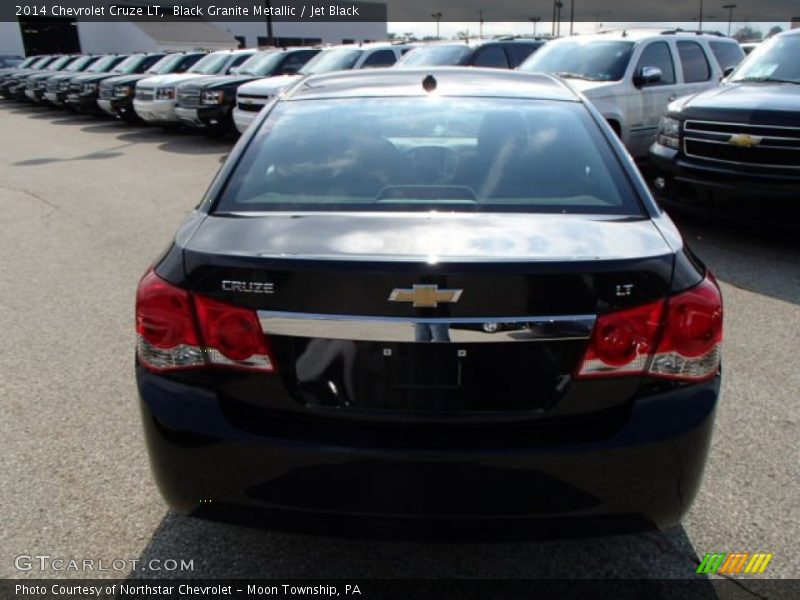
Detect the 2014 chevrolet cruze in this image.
<box><xmin>136</xmin><ymin>68</ymin><xmax>723</xmax><ymax>538</ymax></box>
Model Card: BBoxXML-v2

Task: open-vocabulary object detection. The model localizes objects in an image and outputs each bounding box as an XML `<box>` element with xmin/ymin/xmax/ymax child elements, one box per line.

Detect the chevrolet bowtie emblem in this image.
<box><xmin>388</xmin><ymin>285</ymin><xmax>463</xmax><ymax>308</ymax></box>
<box><xmin>728</xmin><ymin>133</ymin><xmax>762</xmax><ymax>148</ymax></box>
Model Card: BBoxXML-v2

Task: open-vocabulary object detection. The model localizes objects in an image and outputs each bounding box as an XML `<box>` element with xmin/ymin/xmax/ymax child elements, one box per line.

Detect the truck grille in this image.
<box><xmin>69</xmin><ymin>82</ymin><xmax>83</xmax><ymax>93</ymax></box>
<box><xmin>136</xmin><ymin>87</ymin><xmax>154</xmax><ymax>101</ymax></box>
<box><xmin>46</xmin><ymin>80</ymin><xmax>60</xmax><ymax>93</ymax></box>
<box><xmin>98</xmin><ymin>84</ymin><xmax>113</xmax><ymax>100</ymax></box>
<box><xmin>684</xmin><ymin>120</ymin><xmax>800</xmax><ymax>170</ymax></box>
<box><xmin>177</xmin><ymin>88</ymin><xmax>201</xmax><ymax>108</ymax></box>
<box><xmin>237</xmin><ymin>94</ymin><xmax>266</xmax><ymax>112</ymax></box>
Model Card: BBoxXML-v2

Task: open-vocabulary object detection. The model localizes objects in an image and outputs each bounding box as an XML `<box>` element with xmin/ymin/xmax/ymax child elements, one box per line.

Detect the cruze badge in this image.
<box><xmin>222</xmin><ymin>280</ymin><xmax>274</xmax><ymax>294</ymax></box>
<box><xmin>728</xmin><ymin>134</ymin><xmax>762</xmax><ymax>148</ymax></box>
<box><xmin>389</xmin><ymin>284</ymin><xmax>463</xmax><ymax>308</ymax></box>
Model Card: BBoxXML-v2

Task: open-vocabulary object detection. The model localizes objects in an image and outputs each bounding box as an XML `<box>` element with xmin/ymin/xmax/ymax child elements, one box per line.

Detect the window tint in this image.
<box><xmin>709</xmin><ymin>41</ymin><xmax>745</xmax><ymax>70</ymax></box>
<box><xmin>140</xmin><ymin>55</ymin><xmax>165</xmax><ymax>71</ymax></box>
<box><xmin>227</xmin><ymin>53</ymin><xmax>252</xmax><ymax>73</ymax></box>
<box><xmin>678</xmin><ymin>41</ymin><xmax>711</xmax><ymax>82</ymax></box>
<box><xmin>636</xmin><ymin>42</ymin><xmax>676</xmax><ymax>84</ymax></box>
<box><xmin>215</xmin><ymin>98</ymin><xmax>640</xmax><ymax>216</ymax></box>
<box><xmin>471</xmin><ymin>45</ymin><xmax>509</xmax><ymax>68</ymax></box>
<box><xmin>504</xmin><ymin>43</ymin><xmax>540</xmax><ymax>67</ymax></box>
<box><xmin>282</xmin><ymin>50</ymin><xmax>318</xmax><ymax>73</ymax></box>
<box><xmin>362</xmin><ymin>49</ymin><xmax>397</xmax><ymax>67</ymax></box>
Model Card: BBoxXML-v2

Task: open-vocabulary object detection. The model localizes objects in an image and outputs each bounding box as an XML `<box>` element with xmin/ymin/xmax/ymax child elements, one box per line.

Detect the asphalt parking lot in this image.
<box><xmin>0</xmin><ymin>103</ymin><xmax>797</xmax><ymax>588</ymax></box>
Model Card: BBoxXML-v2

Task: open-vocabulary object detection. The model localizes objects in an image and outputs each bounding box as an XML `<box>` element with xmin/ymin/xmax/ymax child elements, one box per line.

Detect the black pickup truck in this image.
<box><xmin>98</xmin><ymin>52</ymin><xmax>204</xmax><ymax>122</ymax></box>
<box><xmin>650</xmin><ymin>29</ymin><xmax>800</xmax><ymax>223</ymax></box>
<box><xmin>174</xmin><ymin>47</ymin><xmax>319</xmax><ymax>135</ymax></box>
<box><xmin>67</xmin><ymin>53</ymin><xmax>165</xmax><ymax>113</ymax></box>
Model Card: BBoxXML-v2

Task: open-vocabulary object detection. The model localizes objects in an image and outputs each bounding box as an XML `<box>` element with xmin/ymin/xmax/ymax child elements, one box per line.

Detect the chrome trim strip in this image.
<box><xmin>683</xmin><ymin>139</ymin><xmax>800</xmax><ymax>170</ymax></box>
<box><xmin>684</xmin><ymin>136</ymin><xmax>800</xmax><ymax>151</ymax></box>
<box><xmin>685</xmin><ymin>119</ymin><xmax>800</xmax><ymax>133</ymax></box>
<box><xmin>258</xmin><ymin>311</ymin><xmax>596</xmax><ymax>344</ymax></box>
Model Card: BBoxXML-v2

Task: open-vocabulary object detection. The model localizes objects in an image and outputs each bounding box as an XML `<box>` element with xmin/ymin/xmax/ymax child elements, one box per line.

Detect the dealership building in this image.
<box><xmin>0</xmin><ymin>2</ymin><xmax>387</xmax><ymax>56</ymax></box>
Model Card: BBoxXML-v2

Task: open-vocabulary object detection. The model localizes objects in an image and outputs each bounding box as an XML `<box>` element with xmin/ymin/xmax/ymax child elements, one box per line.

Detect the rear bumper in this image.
<box><xmin>138</xmin><ymin>367</ymin><xmax>720</xmax><ymax>538</ymax></box>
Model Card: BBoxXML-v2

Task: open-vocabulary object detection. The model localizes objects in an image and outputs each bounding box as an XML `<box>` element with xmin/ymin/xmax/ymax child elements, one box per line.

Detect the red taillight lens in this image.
<box><xmin>135</xmin><ymin>270</ymin><xmax>274</xmax><ymax>373</ymax></box>
<box><xmin>193</xmin><ymin>294</ymin><xmax>274</xmax><ymax>372</ymax></box>
<box><xmin>649</xmin><ymin>276</ymin><xmax>722</xmax><ymax>381</ymax></box>
<box><xmin>576</xmin><ymin>299</ymin><xmax>664</xmax><ymax>378</ymax></box>
<box><xmin>576</xmin><ymin>274</ymin><xmax>722</xmax><ymax>382</ymax></box>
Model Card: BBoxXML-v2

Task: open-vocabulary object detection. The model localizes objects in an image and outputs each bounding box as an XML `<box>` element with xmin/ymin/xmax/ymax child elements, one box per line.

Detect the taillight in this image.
<box><xmin>577</xmin><ymin>274</ymin><xmax>722</xmax><ymax>382</ymax></box>
<box><xmin>193</xmin><ymin>294</ymin><xmax>274</xmax><ymax>371</ymax></box>
<box><xmin>648</xmin><ymin>276</ymin><xmax>722</xmax><ymax>381</ymax></box>
<box><xmin>576</xmin><ymin>299</ymin><xmax>664</xmax><ymax>378</ymax></box>
<box><xmin>135</xmin><ymin>270</ymin><xmax>274</xmax><ymax>373</ymax></box>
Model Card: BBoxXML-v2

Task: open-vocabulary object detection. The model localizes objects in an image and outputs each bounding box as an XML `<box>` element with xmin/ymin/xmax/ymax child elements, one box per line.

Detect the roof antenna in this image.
<box><xmin>422</xmin><ymin>74</ymin><xmax>437</xmax><ymax>93</ymax></box>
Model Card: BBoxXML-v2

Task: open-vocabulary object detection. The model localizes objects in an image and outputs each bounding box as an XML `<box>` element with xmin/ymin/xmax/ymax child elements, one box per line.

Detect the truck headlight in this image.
<box><xmin>59</xmin><ymin>81</ymin><xmax>70</xmax><ymax>91</ymax></box>
<box><xmin>657</xmin><ymin>117</ymin><xmax>681</xmax><ymax>149</ymax></box>
<box><xmin>155</xmin><ymin>87</ymin><xmax>175</xmax><ymax>100</ymax></box>
<box><xmin>114</xmin><ymin>85</ymin><xmax>133</xmax><ymax>98</ymax></box>
<box><xmin>83</xmin><ymin>82</ymin><xmax>98</xmax><ymax>93</ymax></box>
<box><xmin>202</xmin><ymin>90</ymin><xmax>225</xmax><ymax>105</ymax></box>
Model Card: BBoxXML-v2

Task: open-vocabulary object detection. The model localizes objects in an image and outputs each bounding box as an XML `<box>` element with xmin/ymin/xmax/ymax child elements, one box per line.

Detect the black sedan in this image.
<box><xmin>136</xmin><ymin>68</ymin><xmax>723</xmax><ymax>538</ymax></box>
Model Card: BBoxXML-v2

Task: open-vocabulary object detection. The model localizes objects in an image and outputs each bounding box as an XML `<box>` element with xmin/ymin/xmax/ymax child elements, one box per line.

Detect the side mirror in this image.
<box><xmin>634</xmin><ymin>65</ymin><xmax>663</xmax><ymax>87</ymax></box>
<box><xmin>720</xmin><ymin>66</ymin><xmax>736</xmax><ymax>81</ymax></box>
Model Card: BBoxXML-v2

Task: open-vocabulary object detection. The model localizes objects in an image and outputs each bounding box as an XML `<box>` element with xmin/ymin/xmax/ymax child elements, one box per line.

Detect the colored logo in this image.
<box><xmin>697</xmin><ymin>552</ymin><xmax>773</xmax><ymax>574</ymax></box>
<box><xmin>728</xmin><ymin>134</ymin><xmax>762</xmax><ymax>148</ymax></box>
<box><xmin>389</xmin><ymin>284</ymin><xmax>463</xmax><ymax>308</ymax></box>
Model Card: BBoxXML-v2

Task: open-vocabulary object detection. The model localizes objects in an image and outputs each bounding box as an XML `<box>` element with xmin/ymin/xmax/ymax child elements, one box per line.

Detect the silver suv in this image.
<box><xmin>519</xmin><ymin>29</ymin><xmax>744</xmax><ymax>158</ymax></box>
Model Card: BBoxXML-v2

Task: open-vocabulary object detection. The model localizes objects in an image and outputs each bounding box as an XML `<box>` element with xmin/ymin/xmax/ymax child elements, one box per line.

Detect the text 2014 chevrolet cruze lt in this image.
<box><xmin>135</xmin><ymin>68</ymin><xmax>723</xmax><ymax>537</ymax></box>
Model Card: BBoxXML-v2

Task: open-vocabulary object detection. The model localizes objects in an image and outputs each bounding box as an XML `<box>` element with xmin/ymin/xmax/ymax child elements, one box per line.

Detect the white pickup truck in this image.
<box><xmin>519</xmin><ymin>30</ymin><xmax>744</xmax><ymax>158</ymax></box>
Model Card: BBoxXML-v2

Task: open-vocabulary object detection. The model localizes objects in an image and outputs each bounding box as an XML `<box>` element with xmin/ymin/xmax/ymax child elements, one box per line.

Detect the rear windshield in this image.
<box><xmin>215</xmin><ymin>97</ymin><xmax>640</xmax><ymax>215</ymax></box>
<box><xmin>520</xmin><ymin>40</ymin><xmax>635</xmax><ymax>81</ymax></box>
<box><xmin>398</xmin><ymin>45</ymin><xmax>471</xmax><ymax>67</ymax></box>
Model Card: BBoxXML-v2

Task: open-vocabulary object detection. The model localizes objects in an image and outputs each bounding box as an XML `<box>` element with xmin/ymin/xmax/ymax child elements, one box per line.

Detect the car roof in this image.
<box><xmin>581</xmin><ymin>29</ymin><xmax>731</xmax><ymax>42</ymax></box>
<box><xmin>285</xmin><ymin>67</ymin><xmax>578</xmax><ymax>102</ymax></box>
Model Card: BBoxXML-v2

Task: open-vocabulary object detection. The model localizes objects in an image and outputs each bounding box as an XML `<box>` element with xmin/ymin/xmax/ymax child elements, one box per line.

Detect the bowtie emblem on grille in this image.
<box><xmin>728</xmin><ymin>134</ymin><xmax>762</xmax><ymax>148</ymax></box>
<box><xmin>388</xmin><ymin>285</ymin><xmax>463</xmax><ymax>308</ymax></box>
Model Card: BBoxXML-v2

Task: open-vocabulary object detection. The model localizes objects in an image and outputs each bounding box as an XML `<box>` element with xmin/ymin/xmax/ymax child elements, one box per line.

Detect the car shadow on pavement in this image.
<box><xmin>13</xmin><ymin>142</ymin><xmax>133</xmax><ymax>166</ymax></box>
<box><xmin>671</xmin><ymin>214</ymin><xmax>800</xmax><ymax>307</ymax></box>
<box><xmin>115</xmin><ymin>127</ymin><xmax>235</xmax><ymax>155</ymax></box>
<box><xmin>129</xmin><ymin>510</ymin><xmax>714</xmax><ymax>585</ymax></box>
